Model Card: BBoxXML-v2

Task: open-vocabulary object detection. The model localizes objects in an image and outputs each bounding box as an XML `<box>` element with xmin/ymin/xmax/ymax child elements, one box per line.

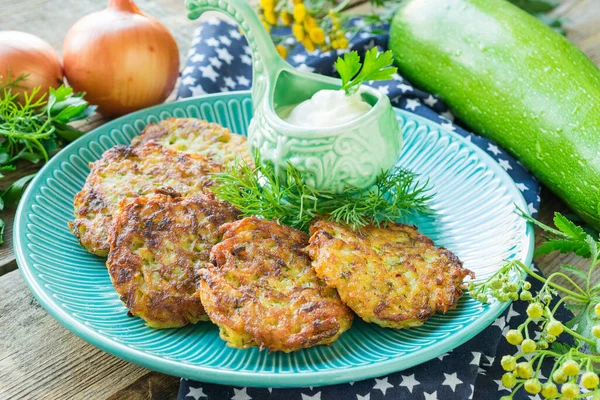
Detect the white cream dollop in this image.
<box><xmin>283</xmin><ymin>89</ymin><xmax>372</xmax><ymax>129</ymax></box>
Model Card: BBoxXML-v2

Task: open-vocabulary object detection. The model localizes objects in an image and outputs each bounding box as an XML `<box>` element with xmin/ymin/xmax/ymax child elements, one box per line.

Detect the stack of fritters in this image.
<box><xmin>71</xmin><ymin>117</ymin><xmax>474</xmax><ymax>352</ymax></box>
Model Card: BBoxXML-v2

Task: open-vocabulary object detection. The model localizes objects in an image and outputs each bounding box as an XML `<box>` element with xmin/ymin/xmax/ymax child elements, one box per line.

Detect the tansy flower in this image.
<box><xmin>276</xmin><ymin>44</ymin><xmax>288</xmax><ymax>59</ymax></box>
<box><xmin>264</xmin><ymin>9</ymin><xmax>277</xmax><ymax>25</ymax></box>
<box><xmin>302</xmin><ymin>36</ymin><xmax>315</xmax><ymax>52</ymax></box>
<box><xmin>303</xmin><ymin>15</ymin><xmax>317</xmax><ymax>30</ymax></box>
<box><xmin>259</xmin><ymin>0</ymin><xmax>274</xmax><ymax>10</ymax></box>
<box><xmin>337</xmin><ymin>37</ymin><xmax>349</xmax><ymax>49</ymax></box>
<box><xmin>308</xmin><ymin>27</ymin><xmax>325</xmax><ymax>44</ymax></box>
<box><xmin>292</xmin><ymin>23</ymin><xmax>305</xmax><ymax>41</ymax></box>
<box><xmin>293</xmin><ymin>4</ymin><xmax>306</xmax><ymax>23</ymax></box>
<box><xmin>280</xmin><ymin>10</ymin><xmax>292</xmax><ymax>26</ymax></box>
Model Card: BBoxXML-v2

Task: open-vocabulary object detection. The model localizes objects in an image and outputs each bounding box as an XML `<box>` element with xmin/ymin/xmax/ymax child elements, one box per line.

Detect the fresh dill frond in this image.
<box><xmin>211</xmin><ymin>153</ymin><xmax>433</xmax><ymax>231</ymax></box>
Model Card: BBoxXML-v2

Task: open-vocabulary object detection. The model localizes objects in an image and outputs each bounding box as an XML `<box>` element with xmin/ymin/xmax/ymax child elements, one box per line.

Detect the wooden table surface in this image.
<box><xmin>0</xmin><ymin>0</ymin><xmax>599</xmax><ymax>398</ymax></box>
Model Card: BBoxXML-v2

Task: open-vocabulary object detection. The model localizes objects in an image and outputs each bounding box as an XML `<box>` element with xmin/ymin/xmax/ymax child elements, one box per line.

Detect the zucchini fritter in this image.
<box><xmin>307</xmin><ymin>220</ymin><xmax>474</xmax><ymax>329</ymax></box>
<box><xmin>199</xmin><ymin>217</ymin><xmax>353</xmax><ymax>352</ymax></box>
<box><xmin>131</xmin><ymin>118</ymin><xmax>251</xmax><ymax>164</ymax></box>
<box><xmin>70</xmin><ymin>141</ymin><xmax>221</xmax><ymax>256</ymax></box>
<box><xmin>107</xmin><ymin>192</ymin><xmax>240</xmax><ymax>329</ymax></box>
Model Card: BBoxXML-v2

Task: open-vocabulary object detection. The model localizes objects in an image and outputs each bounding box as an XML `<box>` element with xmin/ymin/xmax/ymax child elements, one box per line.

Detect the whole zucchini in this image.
<box><xmin>389</xmin><ymin>0</ymin><xmax>600</xmax><ymax>229</ymax></box>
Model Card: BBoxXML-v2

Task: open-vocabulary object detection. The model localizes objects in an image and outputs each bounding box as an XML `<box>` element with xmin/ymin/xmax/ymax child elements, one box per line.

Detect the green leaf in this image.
<box><xmin>559</xmin><ymin>264</ymin><xmax>588</xmax><ymax>281</ymax></box>
<box><xmin>335</xmin><ymin>51</ymin><xmax>361</xmax><ymax>88</ymax></box>
<box><xmin>535</xmin><ymin>238</ymin><xmax>591</xmax><ymax>258</ymax></box>
<box><xmin>46</xmin><ymin>85</ymin><xmax>96</xmax><ymax>124</ymax></box>
<box><xmin>53</xmin><ymin>123</ymin><xmax>86</xmax><ymax>142</ymax></box>
<box><xmin>550</xmin><ymin>341</ymin><xmax>572</xmax><ymax>355</ymax></box>
<box><xmin>1</xmin><ymin>173</ymin><xmax>35</xmax><ymax>208</ymax></box>
<box><xmin>0</xmin><ymin>218</ymin><xmax>4</xmax><ymax>246</ymax></box>
<box><xmin>554</xmin><ymin>212</ymin><xmax>588</xmax><ymax>240</ymax></box>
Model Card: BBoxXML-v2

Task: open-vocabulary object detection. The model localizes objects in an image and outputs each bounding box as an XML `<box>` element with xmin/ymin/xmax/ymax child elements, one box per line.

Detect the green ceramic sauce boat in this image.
<box><xmin>186</xmin><ymin>0</ymin><xmax>402</xmax><ymax>193</ymax></box>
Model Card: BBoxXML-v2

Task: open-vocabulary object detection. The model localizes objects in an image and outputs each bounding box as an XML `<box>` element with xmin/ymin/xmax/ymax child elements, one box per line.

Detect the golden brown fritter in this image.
<box><xmin>107</xmin><ymin>192</ymin><xmax>240</xmax><ymax>329</ymax></box>
<box><xmin>131</xmin><ymin>118</ymin><xmax>251</xmax><ymax>164</ymax></box>
<box><xmin>199</xmin><ymin>217</ymin><xmax>353</xmax><ymax>352</ymax></box>
<box><xmin>69</xmin><ymin>141</ymin><xmax>221</xmax><ymax>256</ymax></box>
<box><xmin>306</xmin><ymin>220</ymin><xmax>474</xmax><ymax>329</ymax></box>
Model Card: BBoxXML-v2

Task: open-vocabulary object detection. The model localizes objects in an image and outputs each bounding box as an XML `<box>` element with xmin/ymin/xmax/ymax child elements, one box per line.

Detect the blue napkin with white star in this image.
<box><xmin>176</xmin><ymin>17</ymin><xmax>567</xmax><ymax>400</ymax></box>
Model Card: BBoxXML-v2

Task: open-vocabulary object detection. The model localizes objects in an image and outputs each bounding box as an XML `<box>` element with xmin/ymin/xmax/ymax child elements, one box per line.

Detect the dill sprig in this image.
<box><xmin>211</xmin><ymin>153</ymin><xmax>433</xmax><ymax>231</ymax></box>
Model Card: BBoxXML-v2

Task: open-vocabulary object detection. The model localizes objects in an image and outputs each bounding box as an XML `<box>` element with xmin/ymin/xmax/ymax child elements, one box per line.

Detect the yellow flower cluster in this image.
<box><xmin>256</xmin><ymin>0</ymin><xmax>349</xmax><ymax>56</ymax></box>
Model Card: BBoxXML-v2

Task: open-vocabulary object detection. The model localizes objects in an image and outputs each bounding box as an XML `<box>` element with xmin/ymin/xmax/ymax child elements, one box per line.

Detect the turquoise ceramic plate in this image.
<box><xmin>15</xmin><ymin>91</ymin><xmax>533</xmax><ymax>388</ymax></box>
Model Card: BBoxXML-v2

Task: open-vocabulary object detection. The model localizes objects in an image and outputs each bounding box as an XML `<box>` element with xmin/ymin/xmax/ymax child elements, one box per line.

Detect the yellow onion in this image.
<box><xmin>0</xmin><ymin>31</ymin><xmax>63</xmax><ymax>102</ymax></box>
<box><xmin>62</xmin><ymin>0</ymin><xmax>179</xmax><ymax>116</ymax></box>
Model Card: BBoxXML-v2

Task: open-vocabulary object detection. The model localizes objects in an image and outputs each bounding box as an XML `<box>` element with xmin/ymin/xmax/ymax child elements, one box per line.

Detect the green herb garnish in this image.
<box><xmin>335</xmin><ymin>48</ymin><xmax>397</xmax><ymax>96</ymax></box>
<box><xmin>211</xmin><ymin>153</ymin><xmax>433</xmax><ymax>231</ymax></box>
<box><xmin>470</xmin><ymin>210</ymin><xmax>600</xmax><ymax>398</ymax></box>
<box><xmin>0</xmin><ymin>74</ymin><xmax>95</xmax><ymax>244</ymax></box>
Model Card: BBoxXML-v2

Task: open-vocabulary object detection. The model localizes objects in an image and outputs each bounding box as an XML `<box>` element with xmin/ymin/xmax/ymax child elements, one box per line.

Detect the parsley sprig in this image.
<box><xmin>334</xmin><ymin>48</ymin><xmax>397</xmax><ymax>95</ymax></box>
<box><xmin>470</xmin><ymin>210</ymin><xmax>600</xmax><ymax>397</ymax></box>
<box><xmin>211</xmin><ymin>153</ymin><xmax>433</xmax><ymax>231</ymax></box>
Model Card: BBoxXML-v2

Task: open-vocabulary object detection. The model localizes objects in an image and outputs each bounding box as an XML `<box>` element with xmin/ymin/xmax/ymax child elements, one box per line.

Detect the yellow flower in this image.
<box><xmin>337</xmin><ymin>37</ymin><xmax>349</xmax><ymax>49</ymax></box>
<box><xmin>292</xmin><ymin>0</ymin><xmax>302</xmax><ymax>4</ymax></box>
<box><xmin>302</xmin><ymin>37</ymin><xmax>315</xmax><ymax>52</ymax></box>
<box><xmin>335</xmin><ymin>30</ymin><xmax>345</xmax><ymax>38</ymax></box>
<box><xmin>259</xmin><ymin>0</ymin><xmax>274</xmax><ymax>10</ymax></box>
<box><xmin>276</xmin><ymin>44</ymin><xmax>288</xmax><ymax>59</ymax></box>
<box><xmin>308</xmin><ymin>27</ymin><xmax>325</xmax><ymax>44</ymax></box>
<box><xmin>280</xmin><ymin>10</ymin><xmax>293</xmax><ymax>26</ymax></box>
<box><xmin>264</xmin><ymin>9</ymin><xmax>277</xmax><ymax>25</ymax></box>
<box><xmin>303</xmin><ymin>15</ymin><xmax>317</xmax><ymax>30</ymax></box>
<box><xmin>292</xmin><ymin>23</ymin><xmax>305</xmax><ymax>41</ymax></box>
<box><xmin>331</xmin><ymin>39</ymin><xmax>340</xmax><ymax>49</ymax></box>
<box><xmin>293</xmin><ymin>4</ymin><xmax>306</xmax><ymax>23</ymax></box>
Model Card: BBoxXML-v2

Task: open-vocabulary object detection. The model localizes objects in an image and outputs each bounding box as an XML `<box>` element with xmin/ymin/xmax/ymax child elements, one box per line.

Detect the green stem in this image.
<box><xmin>517</xmin><ymin>262</ymin><xmax>588</xmax><ymax>301</ymax></box>
<box><xmin>586</xmin><ymin>258</ymin><xmax>600</xmax><ymax>293</ymax></box>
<box><xmin>563</xmin><ymin>325</ymin><xmax>595</xmax><ymax>345</ymax></box>
<box><xmin>542</xmin><ymin>271</ymin><xmax>588</xmax><ymax>298</ymax></box>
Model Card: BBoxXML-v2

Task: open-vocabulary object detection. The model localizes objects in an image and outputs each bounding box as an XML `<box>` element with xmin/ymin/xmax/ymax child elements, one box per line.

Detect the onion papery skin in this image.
<box><xmin>62</xmin><ymin>1</ymin><xmax>179</xmax><ymax>116</ymax></box>
<box><xmin>0</xmin><ymin>31</ymin><xmax>64</xmax><ymax>103</ymax></box>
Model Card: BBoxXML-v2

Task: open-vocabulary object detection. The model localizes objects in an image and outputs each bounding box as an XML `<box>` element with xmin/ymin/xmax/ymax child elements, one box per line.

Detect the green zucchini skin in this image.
<box><xmin>390</xmin><ymin>0</ymin><xmax>600</xmax><ymax>229</ymax></box>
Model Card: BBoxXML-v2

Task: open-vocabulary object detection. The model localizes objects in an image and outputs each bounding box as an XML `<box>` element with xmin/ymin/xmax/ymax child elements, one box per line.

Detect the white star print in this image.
<box><xmin>191</xmin><ymin>36</ymin><xmax>202</xmax><ymax>46</ymax></box>
<box><xmin>206</xmin><ymin>37</ymin><xmax>220</xmax><ymax>47</ymax></box>
<box><xmin>293</xmin><ymin>54</ymin><xmax>307</xmax><ymax>63</ymax></box>
<box><xmin>224</xmin><ymin>77</ymin><xmax>236</xmax><ymax>89</ymax></box>
<box><xmin>528</xmin><ymin>202</ymin><xmax>538</xmax><ymax>214</ymax></box>
<box><xmin>360</xmin><ymin>32</ymin><xmax>372</xmax><ymax>39</ymax></box>
<box><xmin>216</xmin><ymin>47</ymin><xmax>234</xmax><ymax>64</ymax></box>
<box><xmin>186</xmin><ymin>385</ymin><xmax>206</xmax><ymax>400</ymax></box>
<box><xmin>441</xmin><ymin>121</ymin><xmax>456</xmax><ymax>131</ymax></box>
<box><xmin>209</xmin><ymin>57</ymin><xmax>223</xmax><ymax>68</ymax></box>
<box><xmin>405</xmin><ymin>99</ymin><xmax>421</xmax><ymax>111</ymax></box>
<box><xmin>232</xmin><ymin>388</ymin><xmax>251</xmax><ymax>400</ymax></box>
<box><xmin>189</xmin><ymin>85</ymin><xmax>206</xmax><ymax>97</ymax></box>
<box><xmin>301</xmin><ymin>393</ymin><xmax>320</xmax><ymax>400</ymax></box>
<box><xmin>190</xmin><ymin>53</ymin><xmax>205</xmax><ymax>63</ymax></box>
<box><xmin>230</xmin><ymin>29</ymin><xmax>242</xmax><ymax>39</ymax></box>
<box><xmin>199</xmin><ymin>65</ymin><xmax>218</xmax><ymax>82</ymax></box>
<box><xmin>181</xmin><ymin>75</ymin><xmax>196</xmax><ymax>86</ymax></box>
<box><xmin>424</xmin><ymin>95</ymin><xmax>438</xmax><ymax>107</ymax></box>
<box><xmin>516</xmin><ymin>183</ymin><xmax>529</xmax><ymax>191</ymax></box>
<box><xmin>484</xmin><ymin>355</ymin><xmax>495</xmax><ymax>366</ymax></box>
<box><xmin>423</xmin><ymin>392</ymin><xmax>437</xmax><ymax>400</ymax></box>
<box><xmin>400</xmin><ymin>374</ymin><xmax>419</xmax><ymax>393</ymax></box>
<box><xmin>363</xmin><ymin>39</ymin><xmax>376</xmax><ymax>52</ymax></box>
<box><xmin>237</xmin><ymin>75</ymin><xmax>250</xmax><ymax>86</ymax></box>
<box><xmin>494</xmin><ymin>379</ymin><xmax>510</xmax><ymax>391</ymax></box>
<box><xmin>244</xmin><ymin>45</ymin><xmax>252</xmax><ymax>55</ymax></box>
<box><xmin>441</xmin><ymin>110</ymin><xmax>454</xmax><ymax>121</ymax></box>
<box><xmin>442</xmin><ymin>372</ymin><xmax>461</xmax><ymax>392</ymax></box>
<box><xmin>219</xmin><ymin>35</ymin><xmax>232</xmax><ymax>46</ymax></box>
<box><xmin>470</xmin><ymin>351</ymin><xmax>481</xmax><ymax>366</ymax></box>
<box><xmin>487</xmin><ymin>143</ymin><xmax>501</xmax><ymax>155</ymax></box>
<box><xmin>498</xmin><ymin>159</ymin><xmax>512</xmax><ymax>171</ymax></box>
<box><xmin>492</xmin><ymin>316</ymin><xmax>506</xmax><ymax>330</ymax></box>
<box><xmin>207</xmin><ymin>17</ymin><xmax>221</xmax><ymax>25</ymax></box>
<box><xmin>182</xmin><ymin>66</ymin><xmax>195</xmax><ymax>75</ymax></box>
<box><xmin>296</xmin><ymin>64</ymin><xmax>315</xmax><ymax>73</ymax></box>
<box><xmin>219</xmin><ymin>85</ymin><xmax>230</xmax><ymax>92</ymax></box>
<box><xmin>438</xmin><ymin>353</ymin><xmax>449</xmax><ymax>361</ymax></box>
<box><xmin>356</xmin><ymin>394</ymin><xmax>370</xmax><ymax>400</ymax></box>
<box><xmin>397</xmin><ymin>83</ymin><xmax>412</xmax><ymax>93</ymax></box>
<box><xmin>240</xmin><ymin>54</ymin><xmax>252</xmax><ymax>65</ymax></box>
<box><xmin>373</xmin><ymin>377</ymin><xmax>394</xmax><ymax>395</ymax></box>
<box><xmin>378</xmin><ymin>85</ymin><xmax>389</xmax><ymax>95</ymax></box>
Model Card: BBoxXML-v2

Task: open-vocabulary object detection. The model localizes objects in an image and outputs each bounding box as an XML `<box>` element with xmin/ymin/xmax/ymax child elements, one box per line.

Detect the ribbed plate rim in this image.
<box><xmin>14</xmin><ymin>90</ymin><xmax>534</xmax><ymax>388</ymax></box>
